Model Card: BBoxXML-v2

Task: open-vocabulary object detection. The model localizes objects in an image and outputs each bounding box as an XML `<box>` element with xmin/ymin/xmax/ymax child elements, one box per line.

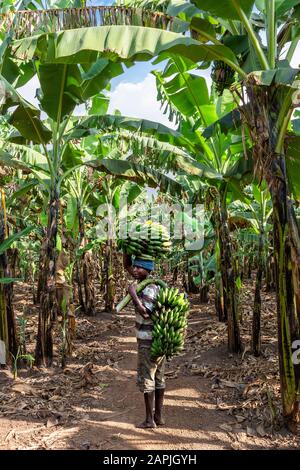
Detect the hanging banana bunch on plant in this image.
<box><xmin>211</xmin><ymin>60</ymin><xmax>236</xmax><ymax>96</ymax></box>
<box><xmin>151</xmin><ymin>286</ymin><xmax>189</xmax><ymax>360</ymax></box>
<box><xmin>117</xmin><ymin>220</ymin><xmax>171</xmax><ymax>260</ymax></box>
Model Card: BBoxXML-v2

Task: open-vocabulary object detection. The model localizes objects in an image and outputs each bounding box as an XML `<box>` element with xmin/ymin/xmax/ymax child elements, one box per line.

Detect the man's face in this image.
<box><xmin>132</xmin><ymin>265</ymin><xmax>149</xmax><ymax>280</ymax></box>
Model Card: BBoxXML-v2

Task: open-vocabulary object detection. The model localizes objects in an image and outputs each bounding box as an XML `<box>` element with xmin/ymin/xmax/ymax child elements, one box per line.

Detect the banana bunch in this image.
<box><xmin>211</xmin><ymin>60</ymin><xmax>235</xmax><ymax>96</ymax></box>
<box><xmin>151</xmin><ymin>287</ymin><xmax>189</xmax><ymax>360</ymax></box>
<box><xmin>117</xmin><ymin>221</ymin><xmax>171</xmax><ymax>261</ymax></box>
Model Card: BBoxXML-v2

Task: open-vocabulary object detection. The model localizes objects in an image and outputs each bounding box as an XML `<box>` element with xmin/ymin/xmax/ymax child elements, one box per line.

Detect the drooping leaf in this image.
<box><xmin>0</xmin><ymin>75</ymin><xmax>51</xmax><ymax>144</ymax></box>
<box><xmin>122</xmin><ymin>134</ymin><xmax>222</xmax><ymax>179</ymax></box>
<box><xmin>85</xmin><ymin>158</ymin><xmax>186</xmax><ymax>197</ymax></box>
<box><xmin>153</xmin><ymin>57</ymin><xmax>210</xmax><ymax>120</ymax></box>
<box><xmin>167</xmin><ymin>0</ymin><xmax>201</xmax><ymax>19</ymax></box>
<box><xmin>88</xmin><ymin>93</ymin><xmax>110</xmax><ymax>116</ymax></box>
<box><xmin>65</xmin><ymin>195</ymin><xmax>78</xmax><ymax>233</ymax></box>
<box><xmin>276</xmin><ymin>0</ymin><xmax>300</xmax><ymax>17</ymax></box>
<box><xmin>11</xmin><ymin>26</ymin><xmax>240</xmax><ymax>69</ymax></box>
<box><xmin>37</xmin><ymin>63</ymin><xmax>82</xmax><ymax>122</ymax></box>
<box><xmin>203</xmin><ymin>108</ymin><xmax>242</xmax><ymax>139</ymax></box>
<box><xmin>0</xmin><ymin>226</ymin><xmax>35</xmax><ymax>255</ymax></box>
<box><xmin>0</xmin><ymin>278</ymin><xmax>23</xmax><ymax>284</ymax></box>
<box><xmin>81</xmin><ymin>58</ymin><xmax>123</xmax><ymax>100</ymax></box>
<box><xmin>0</xmin><ymin>140</ymin><xmax>48</xmax><ymax>171</ymax></box>
<box><xmin>190</xmin><ymin>17</ymin><xmax>217</xmax><ymax>42</ymax></box>
<box><xmin>68</xmin><ymin>114</ymin><xmax>194</xmax><ymax>151</ymax></box>
<box><xmin>61</xmin><ymin>142</ymin><xmax>84</xmax><ymax>170</ymax></box>
<box><xmin>191</xmin><ymin>0</ymin><xmax>255</xmax><ymax>20</ymax></box>
<box><xmin>9</xmin><ymin>180</ymin><xmax>39</xmax><ymax>202</ymax></box>
<box><xmin>0</xmin><ymin>149</ymin><xmax>29</xmax><ymax>170</ymax></box>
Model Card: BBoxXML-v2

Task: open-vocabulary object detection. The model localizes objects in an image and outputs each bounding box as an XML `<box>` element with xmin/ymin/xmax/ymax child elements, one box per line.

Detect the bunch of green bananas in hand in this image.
<box><xmin>151</xmin><ymin>287</ymin><xmax>189</xmax><ymax>360</ymax></box>
<box><xmin>117</xmin><ymin>221</ymin><xmax>171</xmax><ymax>261</ymax></box>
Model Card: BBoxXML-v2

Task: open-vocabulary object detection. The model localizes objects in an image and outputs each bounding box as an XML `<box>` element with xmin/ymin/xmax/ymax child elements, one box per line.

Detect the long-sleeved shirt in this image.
<box><xmin>135</xmin><ymin>283</ymin><xmax>160</xmax><ymax>343</ymax></box>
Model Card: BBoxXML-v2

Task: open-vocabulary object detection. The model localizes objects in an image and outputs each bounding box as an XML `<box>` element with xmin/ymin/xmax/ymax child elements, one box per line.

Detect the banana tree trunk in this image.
<box><xmin>35</xmin><ymin>187</ymin><xmax>59</xmax><ymax>367</ymax></box>
<box><xmin>267</xmin><ymin>153</ymin><xmax>300</xmax><ymax>433</ymax></box>
<box><xmin>77</xmin><ymin>206</ymin><xmax>96</xmax><ymax>316</ymax></box>
<box><xmin>252</xmin><ymin>228</ymin><xmax>264</xmax><ymax>356</ymax></box>
<box><xmin>215</xmin><ymin>274</ymin><xmax>225</xmax><ymax>322</ymax></box>
<box><xmin>82</xmin><ymin>251</ymin><xmax>96</xmax><ymax>316</ymax></box>
<box><xmin>36</xmin><ymin>238</ymin><xmax>47</xmax><ymax>304</ymax></box>
<box><xmin>266</xmin><ymin>253</ymin><xmax>276</xmax><ymax>292</ymax></box>
<box><xmin>104</xmin><ymin>239</ymin><xmax>115</xmax><ymax>312</ymax></box>
<box><xmin>200</xmin><ymin>284</ymin><xmax>209</xmax><ymax>303</ymax></box>
<box><xmin>215</xmin><ymin>190</ymin><xmax>242</xmax><ymax>352</ymax></box>
<box><xmin>172</xmin><ymin>265</ymin><xmax>178</xmax><ymax>283</ymax></box>
<box><xmin>214</xmin><ymin>238</ymin><xmax>227</xmax><ymax>322</ymax></box>
<box><xmin>0</xmin><ymin>202</ymin><xmax>9</xmax><ymax>366</ymax></box>
<box><xmin>8</xmin><ymin>248</ymin><xmax>19</xmax><ymax>279</ymax></box>
<box><xmin>0</xmin><ymin>188</ymin><xmax>18</xmax><ymax>366</ymax></box>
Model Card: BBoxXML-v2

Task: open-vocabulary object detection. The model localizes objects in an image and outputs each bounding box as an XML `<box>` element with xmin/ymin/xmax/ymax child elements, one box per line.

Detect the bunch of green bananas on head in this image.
<box><xmin>117</xmin><ymin>221</ymin><xmax>171</xmax><ymax>261</ymax></box>
<box><xmin>151</xmin><ymin>287</ymin><xmax>189</xmax><ymax>360</ymax></box>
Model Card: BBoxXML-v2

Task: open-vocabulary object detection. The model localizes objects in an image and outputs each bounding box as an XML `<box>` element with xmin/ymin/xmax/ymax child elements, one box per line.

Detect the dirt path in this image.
<box><xmin>0</xmin><ymin>284</ymin><xmax>299</xmax><ymax>450</ymax></box>
<box><xmin>64</xmin><ymin>314</ymin><xmax>236</xmax><ymax>450</ymax></box>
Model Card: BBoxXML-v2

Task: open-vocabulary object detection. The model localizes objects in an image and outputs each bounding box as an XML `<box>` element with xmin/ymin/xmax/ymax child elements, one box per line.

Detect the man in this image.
<box><xmin>123</xmin><ymin>253</ymin><xmax>166</xmax><ymax>429</ymax></box>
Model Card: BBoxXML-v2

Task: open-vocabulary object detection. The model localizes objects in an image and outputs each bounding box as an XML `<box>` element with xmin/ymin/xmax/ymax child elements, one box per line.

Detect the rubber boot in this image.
<box><xmin>154</xmin><ymin>388</ymin><xmax>165</xmax><ymax>426</ymax></box>
<box><xmin>137</xmin><ymin>391</ymin><xmax>156</xmax><ymax>428</ymax></box>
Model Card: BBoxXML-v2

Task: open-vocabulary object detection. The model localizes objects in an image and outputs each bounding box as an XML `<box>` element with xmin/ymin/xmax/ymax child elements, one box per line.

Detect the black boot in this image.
<box><xmin>154</xmin><ymin>388</ymin><xmax>165</xmax><ymax>426</ymax></box>
<box><xmin>137</xmin><ymin>391</ymin><xmax>156</xmax><ymax>428</ymax></box>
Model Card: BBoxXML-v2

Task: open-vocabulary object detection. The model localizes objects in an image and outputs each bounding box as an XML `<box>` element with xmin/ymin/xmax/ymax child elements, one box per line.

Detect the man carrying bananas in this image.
<box><xmin>123</xmin><ymin>253</ymin><xmax>166</xmax><ymax>429</ymax></box>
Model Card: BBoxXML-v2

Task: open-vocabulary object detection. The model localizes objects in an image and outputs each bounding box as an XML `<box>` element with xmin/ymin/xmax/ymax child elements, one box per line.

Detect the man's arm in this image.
<box><xmin>128</xmin><ymin>284</ymin><xmax>149</xmax><ymax>319</ymax></box>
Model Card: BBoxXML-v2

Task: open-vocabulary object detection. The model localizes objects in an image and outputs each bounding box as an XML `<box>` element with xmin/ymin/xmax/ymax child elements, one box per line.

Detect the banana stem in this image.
<box><xmin>116</xmin><ymin>278</ymin><xmax>167</xmax><ymax>313</ymax></box>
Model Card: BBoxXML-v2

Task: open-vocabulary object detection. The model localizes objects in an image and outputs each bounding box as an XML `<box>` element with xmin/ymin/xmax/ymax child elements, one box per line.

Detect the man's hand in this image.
<box><xmin>136</xmin><ymin>305</ymin><xmax>149</xmax><ymax>319</ymax></box>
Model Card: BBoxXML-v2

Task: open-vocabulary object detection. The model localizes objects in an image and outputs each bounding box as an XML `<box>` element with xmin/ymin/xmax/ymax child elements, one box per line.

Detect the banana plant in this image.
<box><xmin>229</xmin><ymin>182</ymin><xmax>273</xmax><ymax>356</ymax></box>
<box><xmin>5</xmin><ymin>0</ymin><xmax>300</xmax><ymax>430</ymax></box>
<box><xmin>0</xmin><ymin>186</ymin><xmax>34</xmax><ymax>365</ymax></box>
<box><xmin>63</xmin><ymin>165</ymin><xmax>98</xmax><ymax>316</ymax></box>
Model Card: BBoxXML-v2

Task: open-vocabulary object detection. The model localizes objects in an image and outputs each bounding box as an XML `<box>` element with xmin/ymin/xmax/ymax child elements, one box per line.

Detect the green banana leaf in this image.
<box><xmin>85</xmin><ymin>158</ymin><xmax>186</xmax><ymax>197</ymax></box>
<box><xmin>0</xmin><ymin>75</ymin><xmax>51</xmax><ymax>144</ymax></box>
<box><xmin>0</xmin><ymin>278</ymin><xmax>23</xmax><ymax>284</ymax></box>
<box><xmin>9</xmin><ymin>180</ymin><xmax>39</xmax><ymax>202</ymax></box>
<box><xmin>191</xmin><ymin>0</ymin><xmax>255</xmax><ymax>20</ymax></box>
<box><xmin>0</xmin><ymin>226</ymin><xmax>35</xmax><ymax>255</ymax></box>
<box><xmin>153</xmin><ymin>66</ymin><xmax>210</xmax><ymax>119</ymax></box>
<box><xmin>11</xmin><ymin>26</ymin><xmax>240</xmax><ymax>67</ymax></box>
<box><xmin>37</xmin><ymin>64</ymin><xmax>83</xmax><ymax>122</ymax></box>
<box><xmin>286</xmin><ymin>134</ymin><xmax>300</xmax><ymax>199</ymax></box>
<box><xmin>123</xmin><ymin>134</ymin><xmax>222</xmax><ymax>179</ymax></box>
<box><xmin>202</xmin><ymin>108</ymin><xmax>243</xmax><ymax>139</ymax></box>
<box><xmin>68</xmin><ymin>114</ymin><xmax>194</xmax><ymax>150</ymax></box>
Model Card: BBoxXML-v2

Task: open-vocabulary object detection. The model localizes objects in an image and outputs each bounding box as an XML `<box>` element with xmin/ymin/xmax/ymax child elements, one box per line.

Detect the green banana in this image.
<box><xmin>151</xmin><ymin>285</ymin><xmax>189</xmax><ymax>360</ymax></box>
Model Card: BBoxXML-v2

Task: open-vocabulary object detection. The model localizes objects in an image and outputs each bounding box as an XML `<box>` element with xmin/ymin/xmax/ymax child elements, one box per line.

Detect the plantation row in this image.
<box><xmin>0</xmin><ymin>0</ymin><xmax>299</xmax><ymax>434</ymax></box>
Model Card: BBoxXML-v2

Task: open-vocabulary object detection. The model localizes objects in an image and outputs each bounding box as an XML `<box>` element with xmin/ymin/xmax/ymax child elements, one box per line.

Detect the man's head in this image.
<box><xmin>132</xmin><ymin>259</ymin><xmax>155</xmax><ymax>281</ymax></box>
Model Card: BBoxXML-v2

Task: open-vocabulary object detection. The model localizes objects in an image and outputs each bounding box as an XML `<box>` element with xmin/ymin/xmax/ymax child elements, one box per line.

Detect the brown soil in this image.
<box><xmin>0</xmin><ymin>280</ymin><xmax>299</xmax><ymax>450</ymax></box>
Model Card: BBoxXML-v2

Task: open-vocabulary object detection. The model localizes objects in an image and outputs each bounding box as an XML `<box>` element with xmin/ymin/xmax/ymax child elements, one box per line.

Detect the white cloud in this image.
<box><xmin>108</xmin><ymin>74</ymin><xmax>177</xmax><ymax>128</ymax></box>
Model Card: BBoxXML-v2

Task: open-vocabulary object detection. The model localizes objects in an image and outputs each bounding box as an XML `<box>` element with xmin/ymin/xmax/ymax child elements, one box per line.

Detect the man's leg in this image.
<box><xmin>154</xmin><ymin>356</ymin><xmax>166</xmax><ymax>426</ymax></box>
<box><xmin>136</xmin><ymin>342</ymin><xmax>157</xmax><ymax>428</ymax></box>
